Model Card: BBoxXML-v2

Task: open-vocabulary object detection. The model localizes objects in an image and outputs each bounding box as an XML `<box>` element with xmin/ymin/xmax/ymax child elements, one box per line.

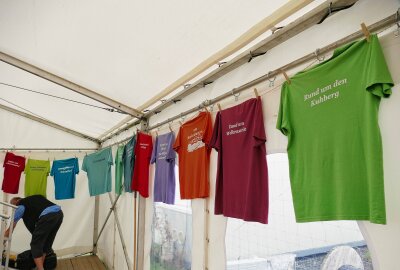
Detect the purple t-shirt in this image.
<box><xmin>151</xmin><ymin>132</ymin><xmax>176</xmax><ymax>204</ymax></box>
<box><xmin>210</xmin><ymin>97</ymin><xmax>269</xmax><ymax>224</ymax></box>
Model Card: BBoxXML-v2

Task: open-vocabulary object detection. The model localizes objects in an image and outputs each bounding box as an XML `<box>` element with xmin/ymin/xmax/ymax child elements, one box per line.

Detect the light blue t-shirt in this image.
<box><xmin>51</xmin><ymin>158</ymin><xmax>79</xmax><ymax>200</ymax></box>
<box><xmin>14</xmin><ymin>205</ymin><xmax>61</xmax><ymax>222</ymax></box>
<box><xmin>82</xmin><ymin>148</ymin><xmax>113</xmax><ymax>196</ymax></box>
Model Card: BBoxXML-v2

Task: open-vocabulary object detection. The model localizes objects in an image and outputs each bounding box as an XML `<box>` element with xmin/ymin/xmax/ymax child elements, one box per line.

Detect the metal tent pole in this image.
<box><xmin>145</xmin><ymin>12</ymin><xmax>399</xmax><ymax>132</ymax></box>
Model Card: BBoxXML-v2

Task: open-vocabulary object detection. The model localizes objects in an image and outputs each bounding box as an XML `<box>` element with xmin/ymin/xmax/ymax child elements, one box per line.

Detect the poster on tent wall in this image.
<box><xmin>150</xmin><ymin>201</ymin><xmax>192</xmax><ymax>270</ymax></box>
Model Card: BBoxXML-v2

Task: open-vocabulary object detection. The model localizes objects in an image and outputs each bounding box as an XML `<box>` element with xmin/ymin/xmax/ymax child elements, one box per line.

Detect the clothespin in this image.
<box><xmin>155</xmin><ymin>130</ymin><xmax>158</xmax><ymax>137</ymax></box>
<box><xmin>253</xmin><ymin>88</ymin><xmax>259</xmax><ymax>97</ymax></box>
<box><xmin>361</xmin><ymin>23</ymin><xmax>370</xmax><ymax>42</ymax></box>
<box><xmin>179</xmin><ymin>120</ymin><xmax>183</xmax><ymax>126</ymax></box>
<box><xmin>168</xmin><ymin>123</ymin><xmax>173</xmax><ymax>132</ymax></box>
<box><xmin>281</xmin><ymin>70</ymin><xmax>291</xmax><ymax>84</ymax></box>
<box><xmin>217</xmin><ymin>103</ymin><xmax>222</xmax><ymax>111</ymax></box>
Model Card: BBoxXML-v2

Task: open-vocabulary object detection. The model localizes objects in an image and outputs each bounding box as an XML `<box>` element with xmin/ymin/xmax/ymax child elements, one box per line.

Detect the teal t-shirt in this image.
<box><xmin>51</xmin><ymin>157</ymin><xmax>79</xmax><ymax>200</ymax></box>
<box><xmin>82</xmin><ymin>148</ymin><xmax>113</xmax><ymax>196</ymax></box>
<box><xmin>277</xmin><ymin>34</ymin><xmax>393</xmax><ymax>224</ymax></box>
<box><xmin>115</xmin><ymin>145</ymin><xmax>124</xmax><ymax>195</ymax></box>
<box><xmin>122</xmin><ymin>136</ymin><xmax>136</xmax><ymax>192</ymax></box>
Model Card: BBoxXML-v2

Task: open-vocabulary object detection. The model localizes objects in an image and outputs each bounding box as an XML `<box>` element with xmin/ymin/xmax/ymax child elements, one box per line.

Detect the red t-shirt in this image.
<box><xmin>2</xmin><ymin>152</ymin><xmax>26</xmax><ymax>194</ymax></box>
<box><xmin>210</xmin><ymin>97</ymin><xmax>269</xmax><ymax>224</ymax></box>
<box><xmin>132</xmin><ymin>132</ymin><xmax>153</xmax><ymax>197</ymax></box>
<box><xmin>173</xmin><ymin>111</ymin><xmax>212</xmax><ymax>199</ymax></box>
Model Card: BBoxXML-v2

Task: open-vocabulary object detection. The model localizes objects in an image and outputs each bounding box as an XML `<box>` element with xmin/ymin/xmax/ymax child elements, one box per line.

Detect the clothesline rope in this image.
<box><xmin>0</xmin><ymin>82</ymin><xmax>126</xmax><ymax>114</ymax></box>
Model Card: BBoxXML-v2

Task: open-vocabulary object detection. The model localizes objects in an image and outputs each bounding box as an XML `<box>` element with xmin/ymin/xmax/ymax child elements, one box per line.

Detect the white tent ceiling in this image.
<box><xmin>0</xmin><ymin>0</ymin><xmax>325</xmax><ymax>140</ymax></box>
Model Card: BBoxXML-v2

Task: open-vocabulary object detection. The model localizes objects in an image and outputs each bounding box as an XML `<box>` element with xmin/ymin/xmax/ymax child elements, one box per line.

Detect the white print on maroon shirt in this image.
<box><xmin>187</xmin><ymin>128</ymin><xmax>205</xmax><ymax>153</ymax></box>
<box><xmin>5</xmin><ymin>160</ymin><xmax>21</xmax><ymax>168</ymax></box>
<box><xmin>226</xmin><ymin>122</ymin><xmax>247</xmax><ymax>136</ymax></box>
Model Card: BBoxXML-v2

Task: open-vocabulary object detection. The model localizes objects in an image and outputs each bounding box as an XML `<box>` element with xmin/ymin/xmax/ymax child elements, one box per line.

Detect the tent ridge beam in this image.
<box><xmin>0</xmin><ymin>103</ymin><xmax>100</xmax><ymax>144</ymax></box>
<box><xmin>0</xmin><ymin>51</ymin><xmax>143</xmax><ymax>118</ymax></box>
<box><xmin>99</xmin><ymin>0</ymin><xmax>359</xmax><ymax>143</ymax></box>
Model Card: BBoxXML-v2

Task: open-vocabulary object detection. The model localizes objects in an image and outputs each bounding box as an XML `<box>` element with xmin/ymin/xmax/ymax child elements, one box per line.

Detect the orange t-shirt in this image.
<box><xmin>173</xmin><ymin>111</ymin><xmax>212</xmax><ymax>199</ymax></box>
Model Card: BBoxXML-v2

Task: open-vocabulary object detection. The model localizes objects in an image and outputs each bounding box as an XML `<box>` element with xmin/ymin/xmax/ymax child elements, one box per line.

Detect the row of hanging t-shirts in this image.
<box><xmin>1</xmin><ymin>34</ymin><xmax>394</xmax><ymax>225</ymax></box>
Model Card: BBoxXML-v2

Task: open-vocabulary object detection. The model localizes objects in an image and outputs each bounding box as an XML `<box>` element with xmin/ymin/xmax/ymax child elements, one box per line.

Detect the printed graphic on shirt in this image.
<box><xmin>5</xmin><ymin>160</ymin><xmax>22</xmax><ymax>168</ymax></box>
<box><xmin>303</xmin><ymin>78</ymin><xmax>348</xmax><ymax>107</ymax></box>
<box><xmin>226</xmin><ymin>122</ymin><xmax>247</xmax><ymax>136</ymax></box>
<box><xmin>187</xmin><ymin>128</ymin><xmax>205</xmax><ymax>152</ymax></box>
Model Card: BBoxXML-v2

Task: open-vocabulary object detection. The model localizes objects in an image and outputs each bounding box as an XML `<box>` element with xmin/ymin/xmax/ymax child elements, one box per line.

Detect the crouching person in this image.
<box><xmin>5</xmin><ymin>195</ymin><xmax>63</xmax><ymax>270</ymax></box>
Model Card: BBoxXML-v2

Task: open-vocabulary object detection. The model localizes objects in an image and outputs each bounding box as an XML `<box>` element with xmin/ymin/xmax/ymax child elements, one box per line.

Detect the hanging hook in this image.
<box><xmin>267</xmin><ymin>71</ymin><xmax>276</xmax><ymax>87</ymax></box>
<box><xmin>231</xmin><ymin>89</ymin><xmax>241</xmax><ymax>101</ymax></box>
<box><xmin>314</xmin><ymin>48</ymin><xmax>325</xmax><ymax>62</ymax></box>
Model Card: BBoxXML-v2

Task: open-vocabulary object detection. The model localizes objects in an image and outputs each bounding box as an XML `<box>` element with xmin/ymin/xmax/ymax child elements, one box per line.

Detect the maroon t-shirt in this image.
<box><xmin>2</xmin><ymin>152</ymin><xmax>26</xmax><ymax>194</ymax></box>
<box><xmin>132</xmin><ymin>132</ymin><xmax>153</xmax><ymax>198</ymax></box>
<box><xmin>210</xmin><ymin>97</ymin><xmax>269</xmax><ymax>223</ymax></box>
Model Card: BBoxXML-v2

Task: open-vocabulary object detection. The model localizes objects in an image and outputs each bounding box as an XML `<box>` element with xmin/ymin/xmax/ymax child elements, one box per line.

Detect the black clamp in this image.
<box><xmin>248</xmin><ymin>50</ymin><xmax>267</xmax><ymax>63</ymax></box>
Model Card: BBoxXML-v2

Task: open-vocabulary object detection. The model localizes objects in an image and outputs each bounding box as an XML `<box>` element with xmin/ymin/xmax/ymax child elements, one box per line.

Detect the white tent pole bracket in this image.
<box><xmin>0</xmin><ymin>51</ymin><xmax>143</xmax><ymax>118</ymax></box>
<box><xmin>0</xmin><ymin>103</ymin><xmax>100</xmax><ymax>144</ymax></box>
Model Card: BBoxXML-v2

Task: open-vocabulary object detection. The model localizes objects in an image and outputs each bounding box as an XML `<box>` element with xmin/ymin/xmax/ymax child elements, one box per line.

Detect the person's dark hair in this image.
<box><xmin>10</xmin><ymin>197</ymin><xmax>23</xmax><ymax>206</ymax></box>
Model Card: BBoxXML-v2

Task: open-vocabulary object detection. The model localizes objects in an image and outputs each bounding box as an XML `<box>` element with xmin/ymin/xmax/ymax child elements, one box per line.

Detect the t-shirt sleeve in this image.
<box><xmin>150</xmin><ymin>137</ymin><xmax>157</xmax><ymax>164</ymax></box>
<box><xmin>75</xmin><ymin>158</ymin><xmax>80</xmax><ymax>175</ymax></box>
<box><xmin>166</xmin><ymin>134</ymin><xmax>176</xmax><ymax>162</ymax></box>
<box><xmin>82</xmin><ymin>156</ymin><xmax>87</xmax><ymax>172</ymax></box>
<box><xmin>3</xmin><ymin>152</ymin><xmax>9</xmax><ymax>167</ymax></box>
<box><xmin>50</xmin><ymin>162</ymin><xmax>55</xmax><ymax>176</ymax></box>
<box><xmin>20</xmin><ymin>157</ymin><xmax>26</xmax><ymax>172</ymax></box>
<box><xmin>13</xmin><ymin>205</ymin><xmax>25</xmax><ymax>223</ymax></box>
<box><xmin>276</xmin><ymin>83</ymin><xmax>290</xmax><ymax>136</ymax></box>
<box><xmin>24</xmin><ymin>160</ymin><xmax>29</xmax><ymax>174</ymax></box>
<box><xmin>365</xmin><ymin>35</ymin><xmax>394</xmax><ymax>97</ymax></box>
<box><xmin>253</xmin><ymin>97</ymin><xmax>267</xmax><ymax>147</ymax></box>
<box><xmin>209</xmin><ymin>112</ymin><xmax>221</xmax><ymax>151</ymax></box>
<box><xmin>173</xmin><ymin>128</ymin><xmax>182</xmax><ymax>153</ymax></box>
<box><xmin>203</xmin><ymin>112</ymin><xmax>213</xmax><ymax>146</ymax></box>
<box><xmin>46</xmin><ymin>161</ymin><xmax>51</xmax><ymax>176</ymax></box>
<box><xmin>108</xmin><ymin>149</ymin><xmax>114</xmax><ymax>166</ymax></box>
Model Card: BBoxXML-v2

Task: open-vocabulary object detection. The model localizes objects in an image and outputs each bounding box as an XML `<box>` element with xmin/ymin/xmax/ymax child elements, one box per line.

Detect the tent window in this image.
<box><xmin>151</xmin><ymin>165</ymin><xmax>192</xmax><ymax>270</ymax></box>
<box><xmin>225</xmin><ymin>153</ymin><xmax>374</xmax><ymax>270</ymax></box>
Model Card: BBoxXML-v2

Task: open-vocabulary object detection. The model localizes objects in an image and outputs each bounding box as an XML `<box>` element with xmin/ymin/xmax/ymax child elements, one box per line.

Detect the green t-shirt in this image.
<box><xmin>115</xmin><ymin>145</ymin><xmax>124</xmax><ymax>195</ymax></box>
<box><xmin>277</xmin><ymin>34</ymin><xmax>393</xmax><ymax>224</ymax></box>
<box><xmin>24</xmin><ymin>159</ymin><xmax>50</xmax><ymax>197</ymax></box>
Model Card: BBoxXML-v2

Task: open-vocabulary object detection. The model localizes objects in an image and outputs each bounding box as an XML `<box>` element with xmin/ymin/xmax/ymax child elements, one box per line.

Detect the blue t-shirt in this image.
<box><xmin>122</xmin><ymin>136</ymin><xmax>136</xmax><ymax>192</ymax></box>
<box><xmin>51</xmin><ymin>158</ymin><xmax>79</xmax><ymax>200</ymax></box>
<box><xmin>82</xmin><ymin>148</ymin><xmax>113</xmax><ymax>196</ymax></box>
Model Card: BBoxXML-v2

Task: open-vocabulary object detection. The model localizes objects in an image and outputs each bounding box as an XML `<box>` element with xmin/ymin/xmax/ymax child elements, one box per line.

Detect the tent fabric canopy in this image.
<box><xmin>0</xmin><ymin>0</ymin><xmax>322</xmax><ymax>140</ymax></box>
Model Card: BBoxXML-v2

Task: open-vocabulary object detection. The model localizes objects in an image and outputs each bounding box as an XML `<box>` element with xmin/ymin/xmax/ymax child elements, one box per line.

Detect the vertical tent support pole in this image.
<box><xmin>107</xmin><ymin>193</ymin><xmax>132</xmax><ymax>270</ymax></box>
<box><xmin>92</xmin><ymin>196</ymin><xmax>100</xmax><ymax>255</ymax></box>
<box><xmin>136</xmin><ymin>119</ymin><xmax>148</xmax><ymax>270</ymax></box>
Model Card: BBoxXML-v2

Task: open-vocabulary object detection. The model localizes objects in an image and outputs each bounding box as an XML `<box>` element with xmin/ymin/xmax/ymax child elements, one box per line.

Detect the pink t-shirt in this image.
<box><xmin>210</xmin><ymin>97</ymin><xmax>269</xmax><ymax>224</ymax></box>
